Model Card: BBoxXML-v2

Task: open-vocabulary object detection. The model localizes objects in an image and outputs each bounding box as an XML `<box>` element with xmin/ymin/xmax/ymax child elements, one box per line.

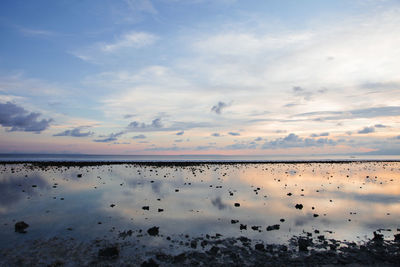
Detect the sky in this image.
<box><xmin>0</xmin><ymin>0</ymin><xmax>399</xmax><ymax>156</ymax></box>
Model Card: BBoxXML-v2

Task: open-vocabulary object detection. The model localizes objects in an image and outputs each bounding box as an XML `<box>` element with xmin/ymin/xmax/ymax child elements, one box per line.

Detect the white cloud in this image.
<box><xmin>100</xmin><ymin>31</ymin><xmax>158</xmax><ymax>52</ymax></box>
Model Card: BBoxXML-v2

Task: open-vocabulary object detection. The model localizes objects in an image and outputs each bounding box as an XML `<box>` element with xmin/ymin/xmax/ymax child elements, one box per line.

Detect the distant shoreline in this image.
<box><xmin>0</xmin><ymin>159</ymin><xmax>399</xmax><ymax>167</ymax></box>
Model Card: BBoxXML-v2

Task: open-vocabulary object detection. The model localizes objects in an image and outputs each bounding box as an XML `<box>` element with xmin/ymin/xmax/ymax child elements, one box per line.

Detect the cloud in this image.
<box><xmin>0</xmin><ymin>102</ymin><xmax>52</xmax><ymax>133</ymax></box>
<box><xmin>228</xmin><ymin>132</ymin><xmax>240</xmax><ymax>136</ymax></box>
<box><xmin>124</xmin><ymin>114</ymin><xmax>136</xmax><ymax>119</ymax></box>
<box><xmin>100</xmin><ymin>31</ymin><xmax>158</xmax><ymax>53</ymax></box>
<box><xmin>132</xmin><ymin>134</ymin><xmax>146</xmax><ymax>139</ymax></box>
<box><xmin>211</xmin><ymin>101</ymin><xmax>229</xmax><ymax>114</ymax></box>
<box><xmin>126</xmin><ymin>117</ymin><xmax>213</xmax><ymax>132</ymax></box>
<box><xmin>53</xmin><ymin>127</ymin><xmax>94</xmax><ymax>137</ymax></box>
<box><xmin>254</xmin><ymin>137</ymin><xmax>263</xmax><ymax>141</ymax></box>
<box><xmin>358</xmin><ymin>126</ymin><xmax>375</xmax><ymax>134</ymax></box>
<box><xmin>17</xmin><ymin>26</ymin><xmax>56</xmax><ymax>37</ymax></box>
<box><xmin>262</xmin><ymin>133</ymin><xmax>336</xmax><ymax>149</ymax></box>
<box><xmin>93</xmin><ymin>131</ymin><xmax>125</xmax><ymax>142</ymax></box>
<box><xmin>124</xmin><ymin>0</ymin><xmax>158</xmax><ymax>15</ymax></box>
<box><xmin>176</xmin><ymin>131</ymin><xmax>184</xmax><ymax>135</ymax></box>
<box><xmin>211</xmin><ymin>133</ymin><xmax>221</xmax><ymax>137</ymax></box>
<box><xmin>127</xmin><ymin>118</ymin><xmax>163</xmax><ymax>131</ymax></box>
<box><xmin>294</xmin><ymin>106</ymin><xmax>400</xmax><ymax>121</ymax></box>
<box><xmin>310</xmin><ymin>132</ymin><xmax>329</xmax><ymax>137</ymax></box>
<box><xmin>374</xmin><ymin>124</ymin><xmax>387</xmax><ymax>128</ymax></box>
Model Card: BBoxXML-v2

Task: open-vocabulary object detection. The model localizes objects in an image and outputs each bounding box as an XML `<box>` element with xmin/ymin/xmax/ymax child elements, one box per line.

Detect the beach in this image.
<box><xmin>1</xmin><ymin>161</ymin><xmax>399</xmax><ymax>266</ymax></box>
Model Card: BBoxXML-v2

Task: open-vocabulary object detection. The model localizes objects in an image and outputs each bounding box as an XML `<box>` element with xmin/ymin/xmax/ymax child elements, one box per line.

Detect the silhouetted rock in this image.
<box><xmin>255</xmin><ymin>243</ymin><xmax>264</xmax><ymax>251</ymax></box>
<box><xmin>298</xmin><ymin>238</ymin><xmax>312</xmax><ymax>251</ymax></box>
<box><xmin>141</xmin><ymin>258</ymin><xmax>159</xmax><ymax>267</ymax></box>
<box><xmin>234</xmin><ymin>203</ymin><xmax>240</xmax><ymax>207</ymax></box>
<box><xmin>240</xmin><ymin>224</ymin><xmax>247</xmax><ymax>230</ymax></box>
<box><xmin>295</xmin><ymin>204</ymin><xmax>303</xmax><ymax>210</ymax></box>
<box><xmin>266</xmin><ymin>224</ymin><xmax>280</xmax><ymax>231</ymax></box>
<box><xmin>98</xmin><ymin>246</ymin><xmax>119</xmax><ymax>259</ymax></box>
<box><xmin>15</xmin><ymin>221</ymin><xmax>29</xmax><ymax>233</ymax></box>
<box><xmin>147</xmin><ymin>226</ymin><xmax>159</xmax><ymax>236</ymax></box>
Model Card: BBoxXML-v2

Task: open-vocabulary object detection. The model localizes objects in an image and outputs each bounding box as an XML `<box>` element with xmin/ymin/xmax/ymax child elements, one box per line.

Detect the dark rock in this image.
<box><xmin>142</xmin><ymin>206</ymin><xmax>150</xmax><ymax>210</ymax></box>
<box><xmin>158</xmin><ymin>208</ymin><xmax>164</xmax><ymax>212</ymax></box>
<box><xmin>110</xmin><ymin>204</ymin><xmax>115</xmax><ymax>208</ymax></box>
<box><xmin>141</xmin><ymin>258</ymin><xmax>159</xmax><ymax>267</ymax></box>
<box><xmin>298</xmin><ymin>238</ymin><xmax>311</xmax><ymax>251</ymax></box>
<box><xmin>287</xmin><ymin>193</ymin><xmax>292</xmax><ymax>196</ymax></box>
<box><xmin>190</xmin><ymin>240</ymin><xmax>197</xmax><ymax>248</ymax></box>
<box><xmin>98</xmin><ymin>246</ymin><xmax>119</xmax><ymax>259</ymax></box>
<box><xmin>394</xmin><ymin>233</ymin><xmax>400</xmax><ymax>242</ymax></box>
<box><xmin>231</xmin><ymin>219</ymin><xmax>239</xmax><ymax>224</ymax></box>
<box><xmin>266</xmin><ymin>224</ymin><xmax>280</xmax><ymax>231</ymax></box>
<box><xmin>208</xmin><ymin>246</ymin><xmax>219</xmax><ymax>255</ymax></box>
<box><xmin>147</xmin><ymin>226</ymin><xmax>159</xmax><ymax>236</ymax></box>
<box><xmin>373</xmin><ymin>231</ymin><xmax>384</xmax><ymax>242</ymax></box>
<box><xmin>240</xmin><ymin>224</ymin><xmax>247</xmax><ymax>230</ymax></box>
<box><xmin>280</xmin><ymin>218</ymin><xmax>285</xmax><ymax>222</ymax></box>
<box><xmin>234</xmin><ymin>203</ymin><xmax>240</xmax><ymax>207</ymax></box>
<box><xmin>313</xmin><ymin>213</ymin><xmax>319</xmax><ymax>217</ymax></box>
<box><xmin>15</xmin><ymin>221</ymin><xmax>29</xmax><ymax>233</ymax></box>
<box><xmin>77</xmin><ymin>174</ymin><xmax>82</xmax><ymax>178</ymax></box>
<box><xmin>255</xmin><ymin>243</ymin><xmax>264</xmax><ymax>251</ymax></box>
<box><xmin>295</xmin><ymin>204</ymin><xmax>303</xmax><ymax>210</ymax></box>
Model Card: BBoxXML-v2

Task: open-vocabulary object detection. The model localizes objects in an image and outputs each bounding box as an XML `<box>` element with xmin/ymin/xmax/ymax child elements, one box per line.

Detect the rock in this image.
<box><xmin>190</xmin><ymin>240</ymin><xmax>197</xmax><ymax>248</ymax></box>
<box><xmin>313</xmin><ymin>213</ymin><xmax>319</xmax><ymax>217</ymax></box>
<box><xmin>98</xmin><ymin>246</ymin><xmax>119</xmax><ymax>259</ymax></box>
<box><xmin>110</xmin><ymin>204</ymin><xmax>116</xmax><ymax>208</ymax></box>
<box><xmin>295</xmin><ymin>204</ymin><xmax>303</xmax><ymax>210</ymax></box>
<box><xmin>141</xmin><ymin>258</ymin><xmax>159</xmax><ymax>267</ymax></box>
<box><xmin>158</xmin><ymin>208</ymin><xmax>164</xmax><ymax>212</ymax></box>
<box><xmin>142</xmin><ymin>206</ymin><xmax>150</xmax><ymax>210</ymax></box>
<box><xmin>298</xmin><ymin>238</ymin><xmax>311</xmax><ymax>251</ymax></box>
<box><xmin>15</xmin><ymin>221</ymin><xmax>29</xmax><ymax>233</ymax></box>
<box><xmin>208</xmin><ymin>246</ymin><xmax>219</xmax><ymax>255</ymax></box>
<box><xmin>280</xmin><ymin>218</ymin><xmax>285</xmax><ymax>222</ymax></box>
<box><xmin>251</xmin><ymin>226</ymin><xmax>260</xmax><ymax>231</ymax></box>
<box><xmin>373</xmin><ymin>231</ymin><xmax>384</xmax><ymax>242</ymax></box>
<box><xmin>255</xmin><ymin>243</ymin><xmax>264</xmax><ymax>251</ymax></box>
<box><xmin>231</xmin><ymin>219</ymin><xmax>239</xmax><ymax>224</ymax></box>
<box><xmin>147</xmin><ymin>226</ymin><xmax>159</xmax><ymax>236</ymax></box>
<box><xmin>77</xmin><ymin>174</ymin><xmax>82</xmax><ymax>178</ymax></box>
<box><xmin>234</xmin><ymin>203</ymin><xmax>240</xmax><ymax>207</ymax></box>
<box><xmin>266</xmin><ymin>224</ymin><xmax>280</xmax><ymax>231</ymax></box>
<box><xmin>394</xmin><ymin>233</ymin><xmax>400</xmax><ymax>242</ymax></box>
<box><xmin>240</xmin><ymin>224</ymin><xmax>247</xmax><ymax>230</ymax></box>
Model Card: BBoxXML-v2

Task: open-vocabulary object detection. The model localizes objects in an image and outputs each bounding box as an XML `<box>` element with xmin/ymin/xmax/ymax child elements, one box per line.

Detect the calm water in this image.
<box><xmin>0</xmin><ymin>161</ymin><xmax>399</xmax><ymax>254</ymax></box>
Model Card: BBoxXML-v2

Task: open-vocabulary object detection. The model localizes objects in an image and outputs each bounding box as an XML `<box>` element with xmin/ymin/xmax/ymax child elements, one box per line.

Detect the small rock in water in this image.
<box><xmin>77</xmin><ymin>174</ymin><xmax>82</xmax><ymax>178</ymax></box>
<box><xmin>98</xmin><ymin>246</ymin><xmax>119</xmax><ymax>259</ymax></box>
<box><xmin>142</xmin><ymin>206</ymin><xmax>150</xmax><ymax>210</ymax></box>
<box><xmin>231</xmin><ymin>219</ymin><xmax>239</xmax><ymax>224</ymax></box>
<box><xmin>110</xmin><ymin>204</ymin><xmax>116</xmax><ymax>208</ymax></box>
<box><xmin>295</xmin><ymin>204</ymin><xmax>303</xmax><ymax>210</ymax></box>
<box><xmin>147</xmin><ymin>226</ymin><xmax>159</xmax><ymax>236</ymax></box>
<box><xmin>234</xmin><ymin>203</ymin><xmax>240</xmax><ymax>207</ymax></box>
<box><xmin>266</xmin><ymin>224</ymin><xmax>280</xmax><ymax>231</ymax></box>
<box><xmin>240</xmin><ymin>224</ymin><xmax>247</xmax><ymax>230</ymax></box>
<box><xmin>394</xmin><ymin>233</ymin><xmax>400</xmax><ymax>242</ymax></box>
<box><xmin>15</xmin><ymin>221</ymin><xmax>29</xmax><ymax>233</ymax></box>
<box><xmin>158</xmin><ymin>208</ymin><xmax>164</xmax><ymax>212</ymax></box>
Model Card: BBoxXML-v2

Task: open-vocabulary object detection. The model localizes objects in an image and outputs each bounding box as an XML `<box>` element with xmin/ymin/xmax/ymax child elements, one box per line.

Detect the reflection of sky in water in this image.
<box><xmin>0</xmin><ymin>162</ymin><xmax>399</xmax><ymax>249</ymax></box>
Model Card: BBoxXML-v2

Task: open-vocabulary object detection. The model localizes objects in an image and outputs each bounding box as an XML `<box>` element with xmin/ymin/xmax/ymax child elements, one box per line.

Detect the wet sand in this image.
<box><xmin>0</xmin><ymin>161</ymin><xmax>399</xmax><ymax>266</ymax></box>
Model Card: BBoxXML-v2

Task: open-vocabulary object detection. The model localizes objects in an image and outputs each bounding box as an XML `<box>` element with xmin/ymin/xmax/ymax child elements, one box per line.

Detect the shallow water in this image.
<box><xmin>0</xmin><ymin>162</ymin><xmax>399</xmax><ymax>255</ymax></box>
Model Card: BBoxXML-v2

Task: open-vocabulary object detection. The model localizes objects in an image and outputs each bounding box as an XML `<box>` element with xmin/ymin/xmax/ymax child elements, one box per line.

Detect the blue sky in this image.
<box><xmin>0</xmin><ymin>0</ymin><xmax>399</xmax><ymax>155</ymax></box>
